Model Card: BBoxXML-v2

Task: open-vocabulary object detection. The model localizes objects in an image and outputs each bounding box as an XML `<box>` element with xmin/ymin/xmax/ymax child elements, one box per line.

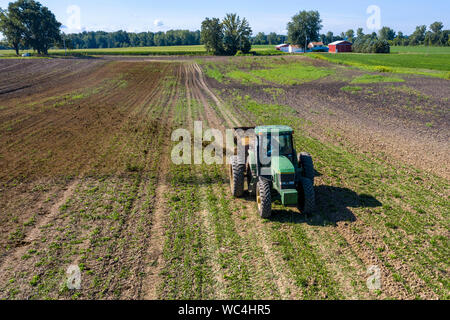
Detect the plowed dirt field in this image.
<box><xmin>0</xmin><ymin>56</ymin><xmax>448</xmax><ymax>300</ymax></box>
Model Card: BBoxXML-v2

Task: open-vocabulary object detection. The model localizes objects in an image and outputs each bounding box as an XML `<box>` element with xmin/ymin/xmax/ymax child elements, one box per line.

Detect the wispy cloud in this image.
<box><xmin>154</xmin><ymin>20</ymin><xmax>164</xmax><ymax>27</ymax></box>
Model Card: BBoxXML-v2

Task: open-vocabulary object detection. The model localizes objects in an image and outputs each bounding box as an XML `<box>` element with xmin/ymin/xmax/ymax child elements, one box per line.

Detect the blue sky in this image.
<box><xmin>0</xmin><ymin>0</ymin><xmax>449</xmax><ymax>35</ymax></box>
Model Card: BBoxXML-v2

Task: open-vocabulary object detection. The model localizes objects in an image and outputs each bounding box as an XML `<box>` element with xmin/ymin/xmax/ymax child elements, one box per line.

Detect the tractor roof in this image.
<box><xmin>255</xmin><ymin>125</ymin><xmax>293</xmax><ymax>135</ymax></box>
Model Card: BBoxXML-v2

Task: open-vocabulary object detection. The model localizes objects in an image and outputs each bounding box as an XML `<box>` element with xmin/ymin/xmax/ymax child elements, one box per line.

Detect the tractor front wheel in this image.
<box><xmin>230</xmin><ymin>156</ymin><xmax>245</xmax><ymax>197</ymax></box>
<box><xmin>298</xmin><ymin>177</ymin><xmax>315</xmax><ymax>215</ymax></box>
<box><xmin>257</xmin><ymin>179</ymin><xmax>272</xmax><ymax>218</ymax></box>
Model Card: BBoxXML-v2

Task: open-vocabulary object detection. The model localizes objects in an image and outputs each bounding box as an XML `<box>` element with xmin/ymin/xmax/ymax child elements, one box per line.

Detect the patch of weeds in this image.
<box><xmin>23</xmin><ymin>215</ymin><xmax>36</xmax><ymax>227</ymax></box>
<box><xmin>227</xmin><ymin>70</ymin><xmax>263</xmax><ymax>84</ymax></box>
<box><xmin>30</xmin><ymin>275</ymin><xmax>40</xmax><ymax>286</ymax></box>
<box><xmin>351</xmin><ymin>74</ymin><xmax>404</xmax><ymax>84</ymax></box>
<box><xmin>204</xmin><ymin>64</ymin><xmax>225</xmax><ymax>82</ymax></box>
<box><xmin>126</xmin><ymin>162</ymin><xmax>143</xmax><ymax>172</ymax></box>
<box><xmin>263</xmin><ymin>87</ymin><xmax>286</xmax><ymax>100</ymax></box>
<box><xmin>60</xmin><ymin>200</ymin><xmax>71</xmax><ymax>212</ymax></box>
<box><xmin>341</xmin><ymin>86</ymin><xmax>362</xmax><ymax>93</ymax></box>
<box><xmin>32</xmin><ymin>184</ymin><xmax>50</xmax><ymax>192</ymax></box>
<box><xmin>385</xmin><ymin>222</ymin><xmax>399</xmax><ymax>230</ymax></box>
<box><xmin>252</xmin><ymin>63</ymin><xmax>333</xmax><ymax>85</ymax></box>
<box><xmin>392</xmin><ymin>273</ymin><xmax>403</xmax><ymax>282</ymax></box>
<box><xmin>9</xmin><ymin>226</ymin><xmax>25</xmax><ymax>242</ymax></box>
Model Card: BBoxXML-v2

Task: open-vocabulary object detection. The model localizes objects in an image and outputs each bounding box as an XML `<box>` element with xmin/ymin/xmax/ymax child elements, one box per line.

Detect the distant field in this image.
<box><xmin>0</xmin><ymin>44</ymin><xmax>279</xmax><ymax>57</ymax></box>
<box><xmin>391</xmin><ymin>46</ymin><xmax>450</xmax><ymax>54</ymax></box>
<box><xmin>310</xmin><ymin>51</ymin><xmax>450</xmax><ymax>79</ymax></box>
<box><xmin>3</xmin><ymin>45</ymin><xmax>450</xmax><ymax>57</ymax></box>
<box><xmin>0</xmin><ymin>45</ymin><xmax>207</xmax><ymax>56</ymax></box>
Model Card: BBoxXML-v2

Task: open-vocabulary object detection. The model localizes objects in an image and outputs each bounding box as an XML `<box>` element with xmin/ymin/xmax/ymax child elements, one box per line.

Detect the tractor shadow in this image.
<box><xmin>267</xmin><ymin>185</ymin><xmax>382</xmax><ymax>227</ymax></box>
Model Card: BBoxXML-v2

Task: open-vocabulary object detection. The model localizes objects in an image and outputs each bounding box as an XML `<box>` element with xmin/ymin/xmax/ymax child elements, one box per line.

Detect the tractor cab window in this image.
<box><xmin>278</xmin><ymin>134</ymin><xmax>293</xmax><ymax>155</ymax></box>
<box><xmin>261</xmin><ymin>133</ymin><xmax>293</xmax><ymax>158</ymax></box>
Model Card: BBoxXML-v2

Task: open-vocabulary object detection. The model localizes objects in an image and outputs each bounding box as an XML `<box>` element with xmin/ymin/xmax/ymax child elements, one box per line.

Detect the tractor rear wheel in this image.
<box><xmin>298</xmin><ymin>177</ymin><xmax>315</xmax><ymax>215</ymax></box>
<box><xmin>299</xmin><ymin>152</ymin><xmax>315</xmax><ymax>184</ymax></box>
<box><xmin>257</xmin><ymin>179</ymin><xmax>272</xmax><ymax>218</ymax></box>
<box><xmin>230</xmin><ymin>156</ymin><xmax>245</xmax><ymax>197</ymax></box>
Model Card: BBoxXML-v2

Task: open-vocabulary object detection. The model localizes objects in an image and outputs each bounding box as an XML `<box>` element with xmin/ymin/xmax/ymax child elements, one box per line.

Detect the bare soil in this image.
<box><xmin>208</xmin><ymin>55</ymin><xmax>450</xmax><ymax>179</ymax></box>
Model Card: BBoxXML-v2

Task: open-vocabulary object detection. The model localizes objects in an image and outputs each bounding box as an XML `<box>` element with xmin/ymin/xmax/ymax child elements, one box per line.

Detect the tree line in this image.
<box><xmin>66</xmin><ymin>29</ymin><xmax>288</xmax><ymax>51</ymax></box>
<box><xmin>64</xmin><ymin>30</ymin><xmax>202</xmax><ymax>49</ymax></box>
<box><xmin>251</xmin><ymin>33</ymin><xmax>287</xmax><ymax>45</ymax></box>
<box><xmin>0</xmin><ymin>1</ymin><xmax>448</xmax><ymax>56</ymax></box>
<box><xmin>318</xmin><ymin>23</ymin><xmax>449</xmax><ymax>47</ymax></box>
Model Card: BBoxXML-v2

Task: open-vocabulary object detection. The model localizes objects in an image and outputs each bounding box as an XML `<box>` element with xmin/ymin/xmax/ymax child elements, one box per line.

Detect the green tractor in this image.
<box><xmin>229</xmin><ymin>126</ymin><xmax>315</xmax><ymax>218</ymax></box>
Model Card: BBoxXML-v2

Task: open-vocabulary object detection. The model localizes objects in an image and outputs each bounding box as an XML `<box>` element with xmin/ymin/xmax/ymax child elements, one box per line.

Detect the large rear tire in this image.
<box><xmin>299</xmin><ymin>152</ymin><xmax>315</xmax><ymax>185</ymax></box>
<box><xmin>298</xmin><ymin>177</ymin><xmax>315</xmax><ymax>215</ymax></box>
<box><xmin>230</xmin><ymin>156</ymin><xmax>245</xmax><ymax>197</ymax></box>
<box><xmin>257</xmin><ymin>179</ymin><xmax>272</xmax><ymax>218</ymax></box>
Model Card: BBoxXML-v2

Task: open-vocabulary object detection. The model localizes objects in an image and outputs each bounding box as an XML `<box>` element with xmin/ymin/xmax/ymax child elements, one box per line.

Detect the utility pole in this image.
<box><xmin>63</xmin><ymin>37</ymin><xmax>66</xmax><ymax>56</ymax></box>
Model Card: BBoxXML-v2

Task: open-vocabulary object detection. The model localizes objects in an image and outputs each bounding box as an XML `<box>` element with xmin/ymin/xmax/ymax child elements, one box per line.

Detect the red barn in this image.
<box><xmin>328</xmin><ymin>40</ymin><xmax>352</xmax><ymax>53</ymax></box>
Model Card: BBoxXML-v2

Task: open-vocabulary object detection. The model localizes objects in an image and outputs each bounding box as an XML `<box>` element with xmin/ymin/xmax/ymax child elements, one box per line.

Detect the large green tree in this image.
<box><xmin>201</xmin><ymin>14</ymin><xmax>252</xmax><ymax>55</ymax></box>
<box><xmin>267</xmin><ymin>32</ymin><xmax>278</xmax><ymax>45</ymax></box>
<box><xmin>201</xmin><ymin>17</ymin><xmax>223</xmax><ymax>54</ymax></box>
<box><xmin>345</xmin><ymin>29</ymin><xmax>355</xmax><ymax>41</ymax></box>
<box><xmin>222</xmin><ymin>13</ymin><xmax>252</xmax><ymax>55</ymax></box>
<box><xmin>325</xmin><ymin>31</ymin><xmax>333</xmax><ymax>44</ymax></box>
<box><xmin>287</xmin><ymin>10</ymin><xmax>322</xmax><ymax>49</ymax></box>
<box><xmin>378</xmin><ymin>26</ymin><xmax>396</xmax><ymax>41</ymax></box>
<box><xmin>356</xmin><ymin>27</ymin><xmax>364</xmax><ymax>39</ymax></box>
<box><xmin>2</xmin><ymin>0</ymin><xmax>61</xmax><ymax>55</ymax></box>
<box><xmin>253</xmin><ymin>32</ymin><xmax>267</xmax><ymax>45</ymax></box>
<box><xmin>425</xmin><ymin>21</ymin><xmax>448</xmax><ymax>46</ymax></box>
<box><xmin>430</xmin><ymin>21</ymin><xmax>443</xmax><ymax>33</ymax></box>
<box><xmin>0</xmin><ymin>7</ymin><xmax>24</xmax><ymax>55</ymax></box>
<box><xmin>409</xmin><ymin>25</ymin><xmax>427</xmax><ymax>45</ymax></box>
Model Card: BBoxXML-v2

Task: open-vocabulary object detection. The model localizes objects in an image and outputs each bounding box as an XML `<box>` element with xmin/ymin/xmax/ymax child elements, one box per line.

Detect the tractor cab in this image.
<box><xmin>230</xmin><ymin>125</ymin><xmax>316</xmax><ymax>219</ymax></box>
<box><xmin>255</xmin><ymin>125</ymin><xmax>296</xmax><ymax>167</ymax></box>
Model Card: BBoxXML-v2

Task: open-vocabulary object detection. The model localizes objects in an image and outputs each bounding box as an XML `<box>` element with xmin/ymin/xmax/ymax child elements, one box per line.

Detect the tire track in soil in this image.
<box><xmin>187</xmin><ymin>64</ymin><xmax>246</xmax><ymax>298</ymax></box>
<box><xmin>195</xmin><ymin>63</ymin><xmax>410</xmax><ymax>299</ymax></box>
<box><xmin>192</xmin><ymin>63</ymin><xmax>241</xmax><ymax>128</ymax></box>
<box><xmin>142</xmin><ymin>64</ymin><xmax>181</xmax><ymax>300</ymax></box>
<box><xmin>191</xmin><ymin>73</ymin><xmax>299</xmax><ymax>298</ymax></box>
<box><xmin>183</xmin><ymin>63</ymin><xmax>226</xmax><ymax>298</ymax></box>
<box><xmin>186</xmin><ymin>63</ymin><xmax>298</xmax><ymax>299</ymax></box>
<box><xmin>228</xmin><ymin>197</ymin><xmax>301</xmax><ymax>300</ymax></box>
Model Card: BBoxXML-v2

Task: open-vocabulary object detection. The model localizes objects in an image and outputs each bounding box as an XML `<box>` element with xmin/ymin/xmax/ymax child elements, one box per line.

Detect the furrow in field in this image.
<box><xmin>0</xmin><ymin>61</ymin><xmax>178</xmax><ymax>299</ymax></box>
<box><xmin>186</xmin><ymin>63</ymin><xmax>315</xmax><ymax>299</ymax></box>
<box><xmin>141</xmin><ymin>63</ymin><xmax>181</xmax><ymax>299</ymax></box>
<box><xmin>192</xmin><ymin>62</ymin><xmax>241</xmax><ymax>128</ymax></box>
